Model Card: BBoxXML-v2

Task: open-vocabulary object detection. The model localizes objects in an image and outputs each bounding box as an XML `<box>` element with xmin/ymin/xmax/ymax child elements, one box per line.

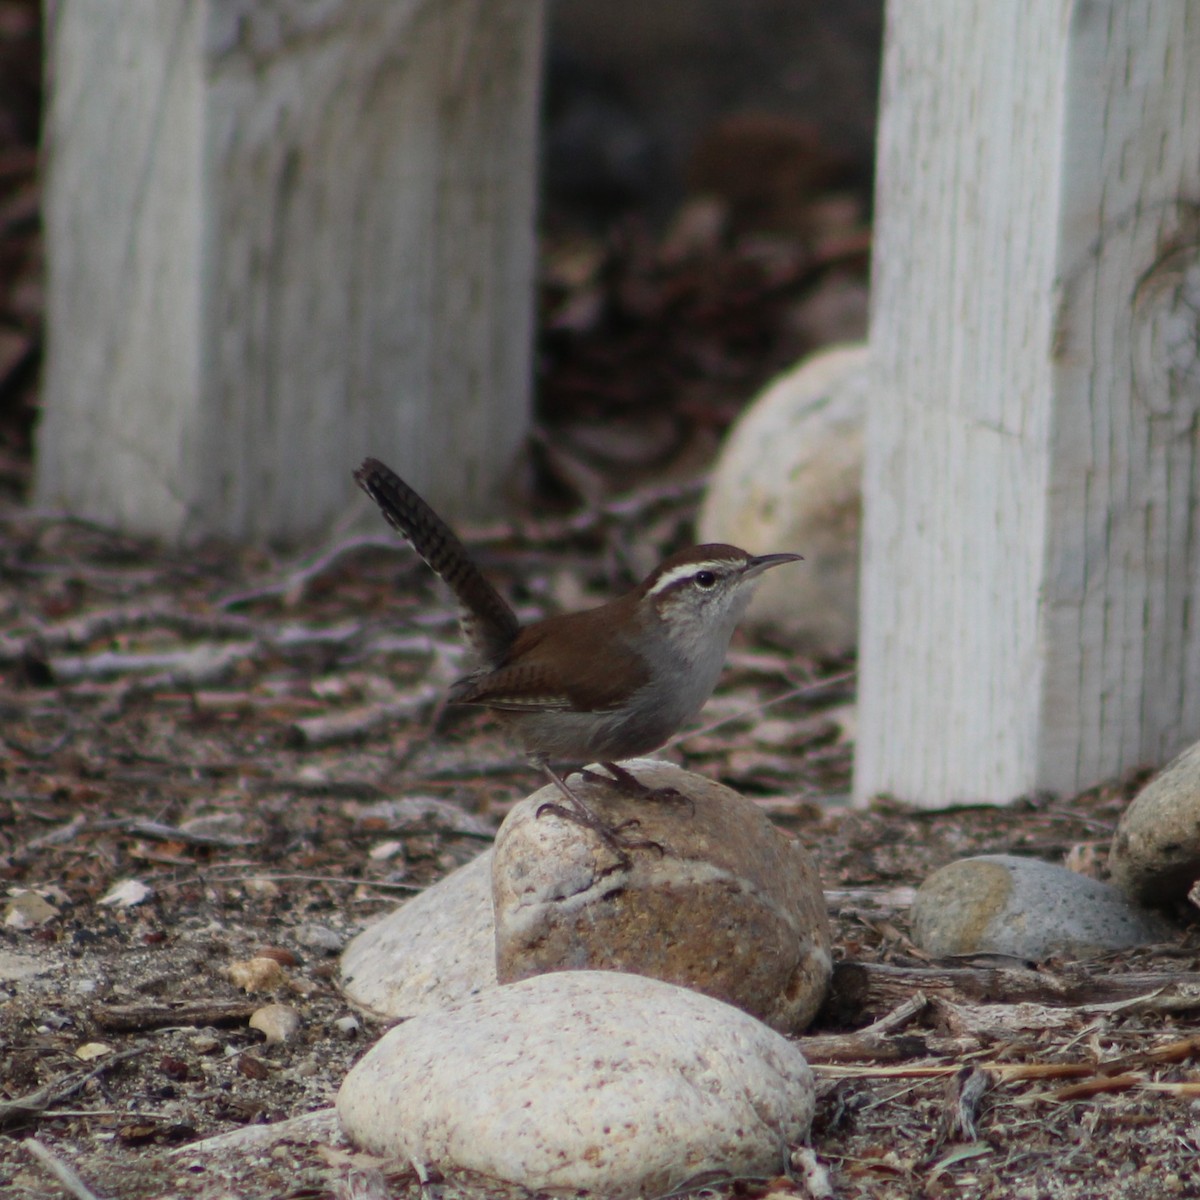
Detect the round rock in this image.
<box><xmin>340</xmin><ymin>848</ymin><xmax>496</xmax><ymax>1017</ymax></box>
<box><xmin>248</xmin><ymin>1003</ymin><xmax>301</xmax><ymax>1045</ymax></box>
<box><xmin>492</xmin><ymin>759</ymin><xmax>831</xmax><ymax>1033</ymax></box>
<box><xmin>911</xmin><ymin>854</ymin><xmax>1174</xmax><ymax>960</ymax></box>
<box><xmin>337</xmin><ymin>970</ymin><xmax>815</xmax><ymax>1199</ymax></box>
<box><xmin>1109</xmin><ymin>739</ymin><xmax>1200</xmax><ymax>906</ymax></box>
<box><xmin>697</xmin><ymin>342</ymin><xmax>868</xmax><ymax>653</ymax></box>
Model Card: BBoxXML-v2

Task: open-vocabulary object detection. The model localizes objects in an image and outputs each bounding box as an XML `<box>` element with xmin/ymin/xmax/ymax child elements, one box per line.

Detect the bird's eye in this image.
<box><xmin>694</xmin><ymin>570</ymin><xmax>717</xmax><ymax>588</ymax></box>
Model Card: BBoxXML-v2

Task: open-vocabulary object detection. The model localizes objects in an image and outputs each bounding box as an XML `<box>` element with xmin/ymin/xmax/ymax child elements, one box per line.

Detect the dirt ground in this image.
<box><xmin>2</xmin><ymin>502</ymin><xmax>1199</xmax><ymax>1200</ymax></box>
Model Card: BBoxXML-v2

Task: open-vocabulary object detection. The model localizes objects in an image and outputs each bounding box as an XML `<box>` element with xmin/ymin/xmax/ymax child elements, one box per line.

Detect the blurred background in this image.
<box><xmin>0</xmin><ymin>0</ymin><xmax>881</xmax><ymax>510</ymax></box>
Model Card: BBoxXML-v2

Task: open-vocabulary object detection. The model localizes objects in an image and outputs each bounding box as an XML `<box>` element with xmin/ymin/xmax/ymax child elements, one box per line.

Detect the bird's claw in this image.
<box><xmin>535</xmin><ymin>801</ymin><xmax>662</xmax><ymax>859</ymax></box>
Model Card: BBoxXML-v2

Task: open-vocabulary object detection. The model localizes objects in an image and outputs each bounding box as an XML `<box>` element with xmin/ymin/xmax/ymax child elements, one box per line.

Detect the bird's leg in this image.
<box><xmin>534</xmin><ymin>762</ymin><xmax>663</xmax><ymax>858</ymax></box>
<box><xmin>583</xmin><ymin>761</ymin><xmax>694</xmax><ymax>813</ymax></box>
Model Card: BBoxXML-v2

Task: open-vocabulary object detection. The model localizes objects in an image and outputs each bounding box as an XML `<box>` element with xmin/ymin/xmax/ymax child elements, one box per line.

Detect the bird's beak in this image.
<box><xmin>744</xmin><ymin>552</ymin><xmax>803</xmax><ymax>579</ymax></box>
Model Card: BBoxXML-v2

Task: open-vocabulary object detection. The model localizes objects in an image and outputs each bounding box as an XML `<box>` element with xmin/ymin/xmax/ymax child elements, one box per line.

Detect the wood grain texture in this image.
<box><xmin>36</xmin><ymin>0</ymin><xmax>544</xmax><ymax>539</ymax></box>
<box><xmin>857</xmin><ymin>1</ymin><xmax>1200</xmax><ymax>803</ymax></box>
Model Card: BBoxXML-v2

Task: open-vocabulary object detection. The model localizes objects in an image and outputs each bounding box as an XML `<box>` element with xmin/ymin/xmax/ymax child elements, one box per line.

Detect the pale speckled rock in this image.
<box><xmin>698</xmin><ymin>342</ymin><xmax>868</xmax><ymax>653</ymax></box>
<box><xmin>911</xmin><ymin>855</ymin><xmax>1174</xmax><ymax>960</ymax></box>
<box><xmin>339</xmin><ymin>848</ymin><xmax>496</xmax><ymax>1017</ymax></box>
<box><xmin>493</xmin><ymin>759</ymin><xmax>831</xmax><ymax>1033</ymax></box>
<box><xmin>337</xmin><ymin>970</ymin><xmax>814</xmax><ymax>1200</ymax></box>
<box><xmin>1109</xmin><ymin>740</ymin><xmax>1200</xmax><ymax>906</ymax></box>
<box><xmin>0</xmin><ymin>950</ymin><xmax>51</xmax><ymax>984</ymax></box>
<box><xmin>248</xmin><ymin>1003</ymin><xmax>301</xmax><ymax>1045</ymax></box>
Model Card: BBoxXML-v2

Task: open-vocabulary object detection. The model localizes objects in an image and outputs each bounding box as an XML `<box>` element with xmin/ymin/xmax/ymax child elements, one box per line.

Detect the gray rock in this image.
<box><xmin>911</xmin><ymin>854</ymin><xmax>1174</xmax><ymax>960</ymax></box>
<box><xmin>0</xmin><ymin>950</ymin><xmax>52</xmax><ymax>984</ymax></box>
<box><xmin>698</xmin><ymin>342</ymin><xmax>868</xmax><ymax>653</ymax></box>
<box><xmin>4</xmin><ymin>890</ymin><xmax>59</xmax><ymax>929</ymax></box>
<box><xmin>339</xmin><ymin>848</ymin><xmax>496</xmax><ymax>1017</ymax></box>
<box><xmin>493</xmin><ymin>759</ymin><xmax>831</xmax><ymax>1033</ymax></box>
<box><xmin>1109</xmin><ymin>740</ymin><xmax>1200</xmax><ymax>906</ymax></box>
<box><xmin>295</xmin><ymin>922</ymin><xmax>345</xmax><ymax>955</ymax></box>
<box><xmin>337</xmin><ymin>970</ymin><xmax>814</xmax><ymax>1200</ymax></box>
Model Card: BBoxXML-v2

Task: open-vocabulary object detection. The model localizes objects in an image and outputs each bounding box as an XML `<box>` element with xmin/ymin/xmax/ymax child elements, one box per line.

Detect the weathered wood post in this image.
<box><xmin>856</xmin><ymin>1</ymin><xmax>1200</xmax><ymax>804</ymax></box>
<box><xmin>36</xmin><ymin>0</ymin><xmax>544</xmax><ymax>539</ymax></box>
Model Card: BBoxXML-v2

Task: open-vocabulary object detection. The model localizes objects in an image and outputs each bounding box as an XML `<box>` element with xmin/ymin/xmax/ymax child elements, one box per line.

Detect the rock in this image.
<box><xmin>333</xmin><ymin>1015</ymin><xmax>361</xmax><ymax>1038</ymax></box>
<box><xmin>75</xmin><ymin>1042</ymin><xmax>113</xmax><ymax>1061</ymax></box>
<box><xmin>97</xmin><ymin>878</ymin><xmax>153</xmax><ymax>907</ymax></box>
<box><xmin>911</xmin><ymin>855</ymin><xmax>1174</xmax><ymax>960</ymax></box>
<box><xmin>492</xmin><ymin>759</ymin><xmax>831</xmax><ymax>1033</ymax></box>
<box><xmin>295</xmin><ymin>922</ymin><xmax>344</xmax><ymax>955</ymax></box>
<box><xmin>249</xmin><ymin>1003</ymin><xmax>301</xmax><ymax>1045</ymax></box>
<box><xmin>226</xmin><ymin>956</ymin><xmax>286</xmax><ymax>992</ymax></box>
<box><xmin>787</xmin><ymin>270</ymin><xmax>870</xmax><ymax>347</ymax></box>
<box><xmin>337</xmin><ymin>971</ymin><xmax>815</xmax><ymax>1200</ymax></box>
<box><xmin>698</xmin><ymin>342</ymin><xmax>868</xmax><ymax>653</ymax></box>
<box><xmin>1109</xmin><ymin>740</ymin><xmax>1200</xmax><ymax>906</ymax></box>
<box><xmin>0</xmin><ymin>950</ymin><xmax>52</xmax><ymax>983</ymax></box>
<box><xmin>339</xmin><ymin>847</ymin><xmax>497</xmax><ymax>1017</ymax></box>
<box><xmin>4</xmin><ymin>889</ymin><xmax>59</xmax><ymax>929</ymax></box>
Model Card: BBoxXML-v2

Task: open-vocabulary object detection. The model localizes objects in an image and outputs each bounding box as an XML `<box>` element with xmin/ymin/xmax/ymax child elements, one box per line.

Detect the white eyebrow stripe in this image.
<box><xmin>646</xmin><ymin>559</ymin><xmax>736</xmax><ymax>597</ymax></box>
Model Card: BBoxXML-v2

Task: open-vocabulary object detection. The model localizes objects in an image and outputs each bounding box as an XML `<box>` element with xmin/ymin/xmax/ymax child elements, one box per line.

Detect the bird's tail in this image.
<box><xmin>354</xmin><ymin>457</ymin><xmax>519</xmax><ymax>665</ymax></box>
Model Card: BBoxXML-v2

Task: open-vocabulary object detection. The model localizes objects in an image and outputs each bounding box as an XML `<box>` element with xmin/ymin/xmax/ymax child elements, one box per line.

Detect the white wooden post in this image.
<box><xmin>856</xmin><ymin>0</ymin><xmax>1200</xmax><ymax>805</ymax></box>
<box><xmin>35</xmin><ymin>0</ymin><xmax>544</xmax><ymax>540</ymax></box>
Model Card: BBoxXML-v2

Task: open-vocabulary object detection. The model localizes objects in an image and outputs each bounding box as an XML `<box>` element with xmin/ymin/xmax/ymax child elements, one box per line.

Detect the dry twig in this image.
<box><xmin>92</xmin><ymin>1000</ymin><xmax>260</xmax><ymax>1033</ymax></box>
<box><xmin>0</xmin><ymin>1048</ymin><xmax>146</xmax><ymax>1128</ymax></box>
<box><xmin>828</xmin><ymin>960</ymin><xmax>1200</xmax><ymax>1022</ymax></box>
<box><xmin>288</xmin><ymin>685</ymin><xmax>440</xmax><ymax>747</ymax></box>
<box><xmin>802</xmin><ymin>993</ymin><xmax>930</xmax><ymax>1064</ymax></box>
<box><xmin>23</xmin><ymin>1139</ymin><xmax>106</xmax><ymax>1200</ymax></box>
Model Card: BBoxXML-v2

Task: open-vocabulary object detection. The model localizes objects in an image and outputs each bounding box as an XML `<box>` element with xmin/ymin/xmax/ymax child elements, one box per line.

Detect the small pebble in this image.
<box><xmin>75</xmin><ymin>1042</ymin><xmax>113</xmax><ymax>1061</ymax></box>
<box><xmin>5</xmin><ymin>891</ymin><xmax>59</xmax><ymax>929</ymax></box>
<box><xmin>227</xmin><ymin>956</ymin><xmax>286</xmax><ymax>992</ymax></box>
<box><xmin>98</xmin><ymin>878</ymin><xmax>153</xmax><ymax>908</ymax></box>
<box><xmin>237</xmin><ymin>1053</ymin><xmax>270</xmax><ymax>1080</ymax></box>
<box><xmin>368</xmin><ymin>840</ymin><xmax>406</xmax><ymax>862</ymax></box>
<box><xmin>249</xmin><ymin>1003</ymin><xmax>302</xmax><ymax>1045</ymax></box>
<box><xmin>296</xmin><ymin>923</ymin><xmax>344</xmax><ymax>955</ymax></box>
<box><xmin>333</xmin><ymin>1015</ymin><xmax>361</xmax><ymax>1038</ymax></box>
<box><xmin>160</xmin><ymin>1055</ymin><xmax>191</xmax><ymax>1081</ymax></box>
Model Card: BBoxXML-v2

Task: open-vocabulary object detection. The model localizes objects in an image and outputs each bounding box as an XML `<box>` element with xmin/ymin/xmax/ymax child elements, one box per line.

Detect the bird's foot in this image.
<box><xmin>534</xmin><ymin>760</ymin><xmax>666</xmax><ymax>861</ymax></box>
<box><xmin>584</xmin><ymin>763</ymin><xmax>695</xmax><ymax>814</ymax></box>
<box><xmin>534</xmin><ymin>800</ymin><xmax>664</xmax><ymax>860</ymax></box>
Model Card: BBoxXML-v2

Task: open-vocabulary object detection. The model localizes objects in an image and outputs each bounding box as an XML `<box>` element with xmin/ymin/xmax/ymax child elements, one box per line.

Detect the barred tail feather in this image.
<box><xmin>354</xmin><ymin>458</ymin><xmax>520</xmax><ymax>665</ymax></box>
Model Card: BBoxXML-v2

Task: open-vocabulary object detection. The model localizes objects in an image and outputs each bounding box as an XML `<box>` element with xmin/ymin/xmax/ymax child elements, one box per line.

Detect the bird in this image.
<box><xmin>353</xmin><ymin>457</ymin><xmax>801</xmax><ymax>853</ymax></box>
